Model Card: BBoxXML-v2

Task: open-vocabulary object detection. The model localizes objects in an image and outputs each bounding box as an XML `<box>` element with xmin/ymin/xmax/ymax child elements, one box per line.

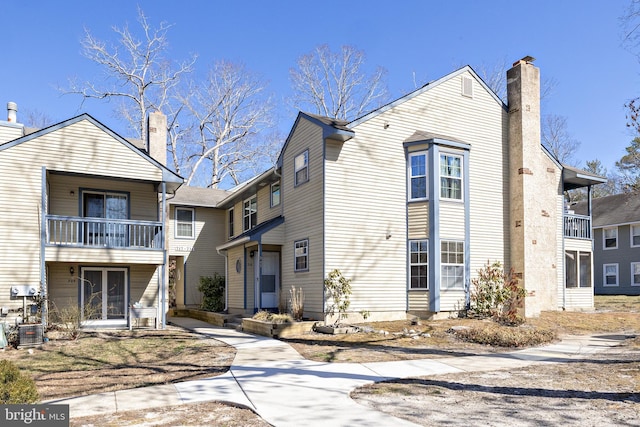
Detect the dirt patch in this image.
<box><xmin>70</xmin><ymin>401</ymin><xmax>269</xmax><ymax>427</ymax></box>
<box><xmin>352</xmin><ymin>341</ymin><xmax>640</xmax><ymax>426</ymax></box>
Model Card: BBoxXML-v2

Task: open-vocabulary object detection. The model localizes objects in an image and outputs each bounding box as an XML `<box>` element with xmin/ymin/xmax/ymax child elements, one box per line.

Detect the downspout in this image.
<box><xmin>216</xmin><ymin>248</ymin><xmax>229</xmax><ymax>312</ymax></box>
<box><xmin>161</xmin><ymin>182</ymin><xmax>167</xmax><ymax>328</ymax></box>
<box><xmin>40</xmin><ymin>167</ymin><xmax>47</xmax><ymax>328</ymax></box>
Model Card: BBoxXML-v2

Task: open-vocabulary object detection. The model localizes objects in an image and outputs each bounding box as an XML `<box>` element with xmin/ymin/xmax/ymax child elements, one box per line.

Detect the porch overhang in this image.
<box><xmin>562</xmin><ymin>165</ymin><xmax>607</xmax><ymax>190</ymax></box>
<box><xmin>215</xmin><ymin>216</ymin><xmax>285</xmax><ymax>252</ymax></box>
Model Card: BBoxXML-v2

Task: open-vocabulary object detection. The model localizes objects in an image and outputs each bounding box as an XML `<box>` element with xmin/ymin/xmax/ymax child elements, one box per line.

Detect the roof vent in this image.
<box><xmin>461</xmin><ymin>76</ymin><xmax>473</xmax><ymax>98</ymax></box>
<box><xmin>7</xmin><ymin>102</ymin><xmax>17</xmax><ymax>122</ymax></box>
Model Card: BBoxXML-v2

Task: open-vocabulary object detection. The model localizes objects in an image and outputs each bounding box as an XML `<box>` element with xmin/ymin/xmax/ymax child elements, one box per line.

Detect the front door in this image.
<box><xmin>260</xmin><ymin>252</ymin><xmax>279</xmax><ymax>309</ymax></box>
<box><xmin>81</xmin><ymin>268</ymin><xmax>128</xmax><ymax>320</ymax></box>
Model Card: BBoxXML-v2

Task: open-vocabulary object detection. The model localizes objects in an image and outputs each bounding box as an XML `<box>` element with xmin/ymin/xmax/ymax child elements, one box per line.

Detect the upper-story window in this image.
<box><xmin>631</xmin><ymin>224</ymin><xmax>640</xmax><ymax>247</ymax></box>
<box><xmin>228</xmin><ymin>208</ymin><xmax>234</xmax><ymax>238</ymax></box>
<box><xmin>603</xmin><ymin>227</ymin><xmax>618</xmax><ymax>250</ymax></box>
<box><xmin>271</xmin><ymin>182</ymin><xmax>281</xmax><ymax>207</ymax></box>
<box><xmin>243</xmin><ymin>196</ymin><xmax>257</xmax><ymax>231</ymax></box>
<box><xmin>294</xmin><ymin>150</ymin><xmax>309</xmax><ymax>186</ymax></box>
<box><xmin>175</xmin><ymin>207</ymin><xmax>194</xmax><ymax>239</ymax></box>
<box><xmin>408</xmin><ymin>152</ymin><xmax>427</xmax><ymax>201</ymax></box>
<box><xmin>440</xmin><ymin>154</ymin><xmax>462</xmax><ymax>200</ymax></box>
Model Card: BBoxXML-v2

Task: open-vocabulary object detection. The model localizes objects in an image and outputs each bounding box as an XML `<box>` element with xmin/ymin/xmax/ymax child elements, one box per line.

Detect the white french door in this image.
<box><xmin>81</xmin><ymin>268</ymin><xmax>128</xmax><ymax>320</ymax></box>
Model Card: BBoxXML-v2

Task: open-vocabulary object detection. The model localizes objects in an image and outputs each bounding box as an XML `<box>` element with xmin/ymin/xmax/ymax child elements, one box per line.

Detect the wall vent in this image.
<box><xmin>461</xmin><ymin>76</ymin><xmax>473</xmax><ymax>98</ymax></box>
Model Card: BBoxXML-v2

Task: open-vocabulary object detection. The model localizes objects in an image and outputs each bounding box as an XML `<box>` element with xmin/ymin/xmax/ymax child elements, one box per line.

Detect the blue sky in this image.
<box><xmin>2</xmin><ymin>0</ymin><xmax>638</xmax><ymax>173</ymax></box>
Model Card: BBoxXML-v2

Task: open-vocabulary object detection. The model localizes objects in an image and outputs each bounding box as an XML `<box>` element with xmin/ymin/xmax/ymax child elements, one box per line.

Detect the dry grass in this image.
<box><xmin>0</xmin><ymin>326</ymin><xmax>235</xmax><ymax>401</ymax></box>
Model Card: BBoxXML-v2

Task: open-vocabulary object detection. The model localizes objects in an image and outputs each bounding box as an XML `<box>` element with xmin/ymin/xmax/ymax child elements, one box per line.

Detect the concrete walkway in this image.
<box><xmin>49</xmin><ymin>317</ymin><xmax>626</xmax><ymax>427</ymax></box>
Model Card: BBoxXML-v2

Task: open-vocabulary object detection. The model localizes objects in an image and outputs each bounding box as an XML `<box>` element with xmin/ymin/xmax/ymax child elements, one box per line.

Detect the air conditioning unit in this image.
<box><xmin>19</xmin><ymin>324</ymin><xmax>43</xmax><ymax>347</ymax></box>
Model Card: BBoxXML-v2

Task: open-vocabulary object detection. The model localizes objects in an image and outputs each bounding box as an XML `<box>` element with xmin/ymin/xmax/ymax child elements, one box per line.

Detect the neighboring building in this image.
<box><xmin>215</xmin><ymin>57</ymin><xmax>605</xmax><ymax>321</ymax></box>
<box><xmin>0</xmin><ymin>109</ymin><xmax>182</xmax><ymax>327</ymax></box>
<box><xmin>572</xmin><ymin>193</ymin><xmax>640</xmax><ymax>295</ymax></box>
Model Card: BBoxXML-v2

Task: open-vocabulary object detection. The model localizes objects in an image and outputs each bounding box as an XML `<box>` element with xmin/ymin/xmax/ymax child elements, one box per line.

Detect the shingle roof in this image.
<box><xmin>571</xmin><ymin>192</ymin><xmax>640</xmax><ymax>227</ymax></box>
<box><xmin>170</xmin><ymin>186</ymin><xmax>229</xmax><ymax>207</ymax></box>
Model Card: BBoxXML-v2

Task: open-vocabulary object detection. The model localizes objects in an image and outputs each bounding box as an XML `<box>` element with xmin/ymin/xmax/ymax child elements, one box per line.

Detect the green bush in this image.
<box><xmin>324</xmin><ymin>269</ymin><xmax>352</xmax><ymax>325</ymax></box>
<box><xmin>198</xmin><ymin>274</ymin><xmax>225</xmax><ymax>312</ymax></box>
<box><xmin>0</xmin><ymin>360</ymin><xmax>39</xmax><ymax>404</ymax></box>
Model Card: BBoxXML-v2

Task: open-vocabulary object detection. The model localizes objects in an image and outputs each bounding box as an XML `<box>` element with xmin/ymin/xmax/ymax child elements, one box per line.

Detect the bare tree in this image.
<box><xmin>615</xmin><ymin>136</ymin><xmax>640</xmax><ymax>192</ymax></box>
<box><xmin>541</xmin><ymin>114</ymin><xmax>581</xmax><ymax>165</ymax></box>
<box><xmin>568</xmin><ymin>158</ymin><xmax>622</xmax><ymax>201</ymax></box>
<box><xmin>22</xmin><ymin>108</ymin><xmax>55</xmax><ymax>129</ymax></box>
<box><xmin>179</xmin><ymin>61</ymin><xmax>274</xmax><ymax>188</ymax></box>
<box><xmin>66</xmin><ymin>7</ymin><xmax>196</xmax><ymax>142</ymax></box>
<box><xmin>289</xmin><ymin>44</ymin><xmax>390</xmax><ymax>121</ymax></box>
<box><xmin>476</xmin><ymin>58</ymin><xmax>557</xmax><ymax>104</ymax></box>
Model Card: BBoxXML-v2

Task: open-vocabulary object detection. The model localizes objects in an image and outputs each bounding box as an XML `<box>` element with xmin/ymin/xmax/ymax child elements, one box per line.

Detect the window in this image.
<box><xmin>631</xmin><ymin>224</ymin><xmax>640</xmax><ymax>247</ymax></box>
<box><xmin>603</xmin><ymin>227</ymin><xmax>618</xmax><ymax>249</ymax></box>
<box><xmin>632</xmin><ymin>263</ymin><xmax>640</xmax><ymax>286</ymax></box>
<box><xmin>243</xmin><ymin>196</ymin><xmax>257</xmax><ymax>231</ymax></box>
<box><xmin>294</xmin><ymin>150</ymin><xmax>309</xmax><ymax>186</ymax></box>
<box><xmin>441</xmin><ymin>240</ymin><xmax>464</xmax><ymax>289</ymax></box>
<box><xmin>271</xmin><ymin>182</ymin><xmax>281</xmax><ymax>207</ymax></box>
<box><xmin>565</xmin><ymin>250</ymin><xmax>592</xmax><ymax>288</ymax></box>
<box><xmin>175</xmin><ymin>208</ymin><xmax>194</xmax><ymax>238</ymax></box>
<box><xmin>228</xmin><ymin>208</ymin><xmax>234</xmax><ymax>238</ymax></box>
<box><xmin>82</xmin><ymin>190</ymin><xmax>129</xmax><ymax>246</ymax></box>
<box><xmin>408</xmin><ymin>152</ymin><xmax>427</xmax><ymax>200</ymax></box>
<box><xmin>409</xmin><ymin>240</ymin><xmax>428</xmax><ymax>289</ymax></box>
<box><xmin>440</xmin><ymin>154</ymin><xmax>462</xmax><ymax>200</ymax></box>
<box><xmin>294</xmin><ymin>239</ymin><xmax>308</xmax><ymax>271</ymax></box>
<box><xmin>603</xmin><ymin>263</ymin><xmax>619</xmax><ymax>286</ymax></box>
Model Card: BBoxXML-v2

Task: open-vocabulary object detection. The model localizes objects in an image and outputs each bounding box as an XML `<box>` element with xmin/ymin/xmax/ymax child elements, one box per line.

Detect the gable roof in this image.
<box><xmin>572</xmin><ymin>192</ymin><xmax>640</xmax><ymax>227</ymax></box>
<box><xmin>0</xmin><ymin>113</ymin><xmax>183</xmax><ymax>193</ymax></box>
<box><xmin>349</xmin><ymin>65</ymin><xmax>506</xmax><ymax>127</ymax></box>
<box><xmin>169</xmin><ymin>186</ymin><xmax>229</xmax><ymax>207</ymax></box>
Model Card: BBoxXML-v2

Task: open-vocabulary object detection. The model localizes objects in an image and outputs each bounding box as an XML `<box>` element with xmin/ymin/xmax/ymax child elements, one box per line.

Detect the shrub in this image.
<box><xmin>0</xmin><ymin>360</ymin><xmax>39</xmax><ymax>404</ymax></box>
<box><xmin>49</xmin><ymin>297</ymin><xmax>101</xmax><ymax>340</ymax></box>
<box><xmin>290</xmin><ymin>286</ymin><xmax>304</xmax><ymax>321</ymax></box>
<box><xmin>198</xmin><ymin>274</ymin><xmax>225</xmax><ymax>312</ymax></box>
<box><xmin>469</xmin><ymin>261</ymin><xmax>526</xmax><ymax>325</ymax></box>
<box><xmin>251</xmin><ymin>311</ymin><xmax>293</xmax><ymax>323</ymax></box>
<box><xmin>451</xmin><ymin>325</ymin><xmax>557</xmax><ymax>348</ymax></box>
<box><xmin>324</xmin><ymin>269</ymin><xmax>352</xmax><ymax>326</ymax></box>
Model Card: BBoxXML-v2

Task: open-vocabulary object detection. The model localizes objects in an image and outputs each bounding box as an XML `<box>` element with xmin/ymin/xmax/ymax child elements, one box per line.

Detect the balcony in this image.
<box><xmin>564</xmin><ymin>213</ymin><xmax>591</xmax><ymax>240</ymax></box>
<box><xmin>46</xmin><ymin>216</ymin><xmax>163</xmax><ymax>249</ymax></box>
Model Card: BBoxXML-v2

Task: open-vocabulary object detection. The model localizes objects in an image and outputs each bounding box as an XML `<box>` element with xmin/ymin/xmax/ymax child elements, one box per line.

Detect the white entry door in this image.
<box><xmin>260</xmin><ymin>252</ymin><xmax>279</xmax><ymax>309</ymax></box>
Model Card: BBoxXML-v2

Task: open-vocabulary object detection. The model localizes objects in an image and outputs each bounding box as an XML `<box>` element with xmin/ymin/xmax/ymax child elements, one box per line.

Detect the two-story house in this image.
<box><xmin>0</xmin><ymin>109</ymin><xmax>182</xmax><ymax>328</ymax></box>
<box><xmin>215</xmin><ymin>57</ymin><xmax>605</xmax><ymax>321</ymax></box>
<box><xmin>572</xmin><ymin>192</ymin><xmax>640</xmax><ymax>295</ymax></box>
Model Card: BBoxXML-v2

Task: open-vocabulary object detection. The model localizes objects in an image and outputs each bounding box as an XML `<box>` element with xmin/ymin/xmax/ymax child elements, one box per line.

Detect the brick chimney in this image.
<box><xmin>147</xmin><ymin>111</ymin><xmax>167</xmax><ymax>165</ymax></box>
<box><xmin>507</xmin><ymin>56</ymin><xmax>558</xmax><ymax>317</ymax></box>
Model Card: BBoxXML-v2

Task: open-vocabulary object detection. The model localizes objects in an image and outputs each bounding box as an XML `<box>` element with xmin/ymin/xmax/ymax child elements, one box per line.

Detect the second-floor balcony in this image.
<box><xmin>46</xmin><ymin>215</ymin><xmax>163</xmax><ymax>249</ymax></box>
<box><xmin>564</xmin><ymin>213</ymin><xmax>591</xmax><ymax>240</ymax></box>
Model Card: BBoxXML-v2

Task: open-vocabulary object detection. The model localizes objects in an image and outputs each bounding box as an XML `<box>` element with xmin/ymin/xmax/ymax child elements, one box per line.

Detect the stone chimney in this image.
<box><xmin>7</xmin><ymin>102</ymin><xmax>17</xmax><ymax>122</ymax></box>
<box><xmin>147</xmin><ymin>111</ymin><xmax>167</xmax><ymax>165</ymax></box>
<box><xmin>507</xmin><ymin>56</ymin><xmax>558</xmax><ymax>317</ymax></box>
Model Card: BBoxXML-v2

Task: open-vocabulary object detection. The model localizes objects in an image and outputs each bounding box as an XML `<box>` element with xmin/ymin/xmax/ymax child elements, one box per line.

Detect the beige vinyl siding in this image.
<box><xmin>439</xmin><ymin>202</ymin><xmax>465</xmax><ymax>240</ymax></box>
<box><xmin>324</xmin><ymin>122</ymin><xmax>407</xmax><ymax>320</ymax></box>
<box><xmin>0</xmin><ymin>124</ymin><xmax>23</xmax><ymax>144</ymax></box>
<box><xmin>564</xmin><ymin>288</ymin><xmax>594</xmax><ymax>310</ymax></box>
<box><xmin>556</xmin><ymin>193</ymin><xmax>565</xmax><ymax>308</ymax></box>
<box><xmin>0</xmin><ymin>118</ymin><xmax>167</xmax><ymax>319</ymax></box>
<box><xmin>48</xmin><ymin>174</ymin><xmax>159</xmax><ymax>220</ymax></box>
<box><xmin>226</xmin><ymin>245</ymin><xmax>245</xmax><ymax>313</ymax></box>
<box><xmin>281</xmin><ymin>119</ymin><xmax>325</xmax><ymax>319</ymax></box>
<box><xmin>45</xmin><ymin>247</ymin><xmax>164</xmax><ymax>264</ymax></box>
<box><xmin>257</xmin><ymin>184</ymin><xmax>281</xmax><ymax>224</ymax></box>
<box><xmin>408</xmin><ymin>202</ymin><xmax>429</xmax><ymax>239</ymax></box>
<box><xmin>262</xmin><ymin>223</ymin><xmax>284</xmax><ymax>245</ymax></box>
<box><xmin>48</xmin><ymin>263</ymin><xmax>80</xmax><ymax>310</ymax></box>
<box><xmin>440</xmin><ymin>290</ymin><xmax>466</xmax><ymax>311</ymax></box>
<box><xmin>408</xmin><ymin>290</ymin><xmax>429</xmax><ymax>311</ymax></box>
<box><xmin>168</xmin><ymin>206</ymin><xmax>226</xmax><ymax>306</ymax></box>
<box><xmin>131</xmin><ymin>264</ymin><xmax>160</xmax><ymax>307</ymax></box>
<box><xmin>245</xmin><ymin>247</ymin><xmax>256</xmax><ymax>311</ymax></box>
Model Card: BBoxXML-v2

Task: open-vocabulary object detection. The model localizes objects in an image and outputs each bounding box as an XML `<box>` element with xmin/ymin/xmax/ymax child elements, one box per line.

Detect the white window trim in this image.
<box><xmin>294</xmin><ymin>150</ymin><xmax>309</xmax><ymax>187</ymax></box>
<box><xmin>271</xmin><ymin>181</ymin><xmax>281</xmax><ymax>207</ymax></box>
<box><xmin>603</xmin><ymin>226</ymin><xmax>618</xmax><ymax>250</ymax></box>
<box><xmin>408</xmin><ymin>151</ymin><xmax>428</xmax><ymax>202</ymax></box>
<box><xmin>294</xmin><ymin>239</ymin><xmax>309</xmax><ymax>272</ymax></box>
<box><xmin>439</xmin><ymin>153</ymin><xmax>463</xmax><ymax>202</ymax></box>
<box><xmin>228</xmin><ymin>207</ymin><xmax>234</xmax><ymax>238</ymax></box>
<box><xmin>175</xmin><ymin>207</ymin><xmax>195</xmax><ymax>239</ymax></box>
<box><xmin>243</xmin><ymin>196</ymin><xmax>257</xmax><ymax>232</ymax></box>
<box><xmin>440</xmin><ymin>240</ymin><xmax>465</xmax><ymax>290</ymax></box>
<box><xmin>632</xmin><ymin>262</ymin><xmax>640</xmax><ymax>286</ymax></box>
<box><xmin>409</xmin><ymin>239</ymin><xmax>429</xmax><ymax>290</ymax></box>
<box><xmin>631</xmin><ymin>224</ymin><xmax>640</xmax><ymax>248</ymax></box>
<box><xmin>603</xmin><ymin>263</ymin><xmax>619</xmax><ymax>287</ymax></box>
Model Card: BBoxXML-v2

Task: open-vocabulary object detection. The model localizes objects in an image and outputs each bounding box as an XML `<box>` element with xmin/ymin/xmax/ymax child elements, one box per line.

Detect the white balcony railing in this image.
<box><xmin>564</xmin><ymin>213</ymin><xmax>591</xmax><ymax>240</ymax></box>
<box><xmin>46</xmin><ymin>216</ymin><xmax>163</xmax><ymax>249</ymax></box>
